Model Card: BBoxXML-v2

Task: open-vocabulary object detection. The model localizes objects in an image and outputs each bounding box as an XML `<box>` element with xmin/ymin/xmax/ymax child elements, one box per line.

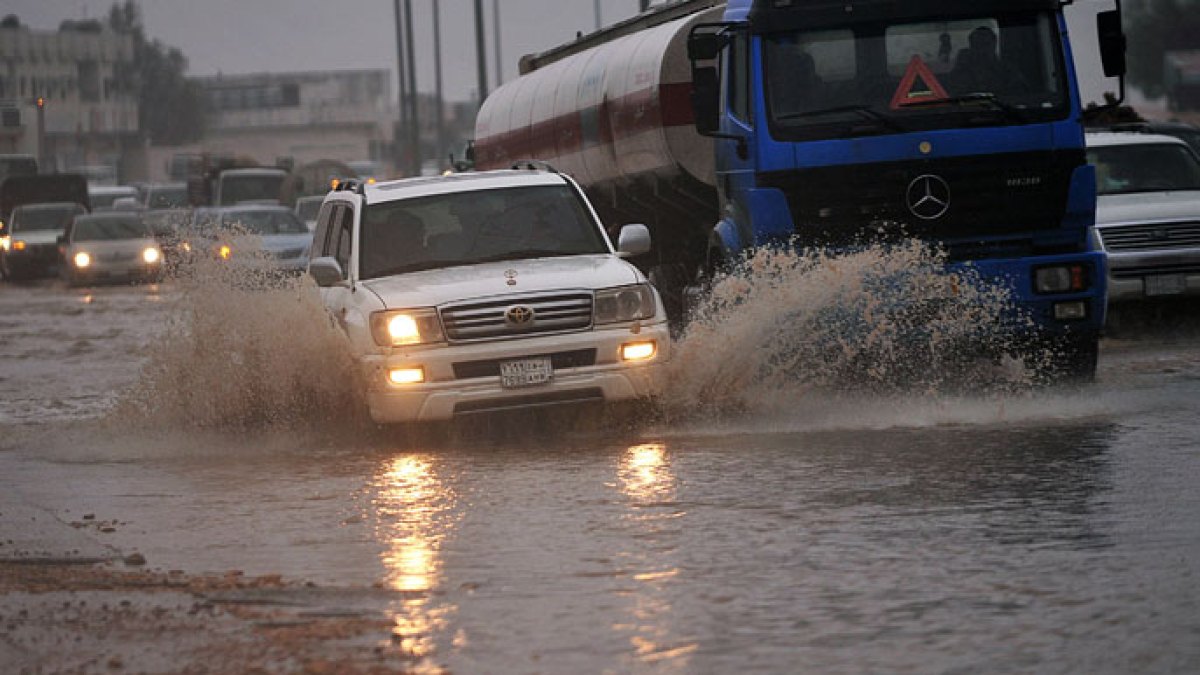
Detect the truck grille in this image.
<box><xmin>440</xmin><ymin>292</ymin><xmax>593</xmax><ymax>342</ymax></box>
<box><xmin>1099</xmin><ymin>222</ymin><xmax>1200</xmax><ymax>252</ymax></box>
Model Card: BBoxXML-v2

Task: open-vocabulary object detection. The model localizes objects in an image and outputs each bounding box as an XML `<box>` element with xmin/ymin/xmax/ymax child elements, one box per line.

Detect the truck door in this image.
<box><xmin>718</xmin><ymin>29</ymin><xmax>756</xmax><ymax>255</ymax></box>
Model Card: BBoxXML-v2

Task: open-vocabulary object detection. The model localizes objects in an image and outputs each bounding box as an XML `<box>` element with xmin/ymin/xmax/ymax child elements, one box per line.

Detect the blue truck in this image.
<box><xmin>475</xmin><ymin>0</ymin><xmax>1128</xmax><ymax>378</ymax></box>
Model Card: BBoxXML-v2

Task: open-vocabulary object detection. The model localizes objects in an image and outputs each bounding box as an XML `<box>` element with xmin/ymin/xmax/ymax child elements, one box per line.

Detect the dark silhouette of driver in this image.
<box><xmin>951</xmin><ymin>26</ymin><xmax>1028</xmax><ymax>95</ymax></box>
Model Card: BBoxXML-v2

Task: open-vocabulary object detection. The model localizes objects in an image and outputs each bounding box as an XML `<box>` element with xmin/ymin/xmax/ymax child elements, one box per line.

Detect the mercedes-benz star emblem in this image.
<box><xmin>906</xmin><ymin>174</ymin><xmax>951</xmax><ymax>220</ymax></box>
<box><xmin>505</xmin><ymin>305</ymin><xmax>535</xmax><ymax>326</ymax></box>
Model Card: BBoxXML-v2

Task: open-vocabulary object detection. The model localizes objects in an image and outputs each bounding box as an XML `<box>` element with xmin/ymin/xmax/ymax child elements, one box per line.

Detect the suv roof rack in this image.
<box><xmin>510</xmin><ymin>159</ymin><xmax>559</xmax><ymax>173</ymax></box>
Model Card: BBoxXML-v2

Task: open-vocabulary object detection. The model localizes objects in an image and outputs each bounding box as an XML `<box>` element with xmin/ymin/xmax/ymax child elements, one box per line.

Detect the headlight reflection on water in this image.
<box><xmin>371</xmin><ymin>454</ymin><xmax>459</xmax><ymax>660</ymax></box>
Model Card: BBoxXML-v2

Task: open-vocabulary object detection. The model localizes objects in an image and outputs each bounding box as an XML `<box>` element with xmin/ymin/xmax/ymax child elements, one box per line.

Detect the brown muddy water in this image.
<box><xmin>2</xmin><ymin>255</ymin><xmax>1199</xmax><ymax>673</ymax></box>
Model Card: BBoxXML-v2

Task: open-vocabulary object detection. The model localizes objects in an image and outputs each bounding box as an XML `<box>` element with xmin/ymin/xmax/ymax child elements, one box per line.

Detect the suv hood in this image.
<box><xmin>1096</xmin><ymin>191</ymin><xmax>1200</xmax><ymax>226</ymax></box>
<box><xmin>362</xmin><ymin>254</ymin><xmax>643</xmax><ymax>309</ymax></box>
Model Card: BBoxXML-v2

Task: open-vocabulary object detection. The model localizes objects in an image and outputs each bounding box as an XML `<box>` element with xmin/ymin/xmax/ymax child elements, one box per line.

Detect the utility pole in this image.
<box><xmin>393</xmin><ymin>0</ymin><xmax>409</xmax><ymax>175</ymax></box>
<box><xmin>403</xmin><ymin>0</ymin><xmax>420</xmax><ymax>176</ymax></box>
<box><xmin>492</xmin><ymin>0</ymin><xmax>502</xmax><ymax>87</ymax></box>
<box><xmin>639</xmin><ymin>0</ymin><xmax>651</xmax><ymax>12</ymax></box>
<box><xmin>473</xmin><ymin>0</ymin><xmax>489</xmax><ymax>105</ymax></box>
<box><xmin>594</xmin><ymin>0</ymin><xmax>602</xmax><ymax>30</ymax></box>
<box><xmin>433</xmin><ymin>0</ymin><xmax>446</xmax><ymax>168</ymax></box>
<box><xmin>35</xmin><ymin>97</ymin><xmax>46</xmax><ymax>170</ymax></box>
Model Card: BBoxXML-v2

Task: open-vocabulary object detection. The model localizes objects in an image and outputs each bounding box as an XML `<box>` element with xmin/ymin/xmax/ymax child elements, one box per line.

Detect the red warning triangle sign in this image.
<box><xmin>889</xmin><ymin>55</ymin><xmax>949</xmax><ymax>110</ymax></box>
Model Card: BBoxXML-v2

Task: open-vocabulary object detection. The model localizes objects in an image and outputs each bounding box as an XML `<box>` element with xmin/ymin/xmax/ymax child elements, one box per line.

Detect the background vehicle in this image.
<box><xmin>196</xmin><ymin>204</ymin><xmax>312</xmax><ymax>275</ymax></box>
<box><xmin>89</xmin><ymin>185</ymin><xmax>140</xmax><ymax>212</ymax></box>
<box><xmin>0</xmin><ymin>154</ymin><xmax>38</xmax><ymax>187</ymax></box>
<box><xmin>1165</xmin><ymin>50</ymin><xmax>1200</xmax><ymax>112</ymax></box>
<box><xmin>0</xmin><ymin>202</ymin><xmax>86</xmax><ymax>280</ymax></box>
<box><xmin>142</xmin><ymin>183</ymin><xmax>189</xmax><ymax>210</ymax></box>
<box><xmin>1087</xmin><ymin>131</ymin><xmax>1200</xmax><ymax>305</ymax></box>
<box><xmin>0</xmin><ymin>174</ymin><xmax>89</xmax><ymax>251</ymax></box>
<box><xmin>60</xmin><ymin>212</ymin><xmax>164</xmax><ymax>286</ymax></box>
<box><xmin>474</xmin><ymin>0</ymin><xmax>1129</xmax><ymax>379</ymax></box>
<box><xmin>307</xmin><ymin>171</ymin><xmax>668</xmax><ymax>424</ymax></box>
<box><xmin>294</xmin><ymin>195</ymin><xmax>324</xmax><ymax>232</ymax></box>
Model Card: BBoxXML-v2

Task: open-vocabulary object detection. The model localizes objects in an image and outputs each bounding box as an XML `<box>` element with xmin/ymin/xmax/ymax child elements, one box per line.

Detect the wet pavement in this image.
<box><xmin>2</xmin><ymin>279</ymin><xmax>1200</xmax><ymax>673</ymax></box>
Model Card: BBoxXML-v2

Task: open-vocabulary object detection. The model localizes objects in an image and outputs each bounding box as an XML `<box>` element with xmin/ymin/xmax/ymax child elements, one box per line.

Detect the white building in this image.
<box><xmin>0</xmin><ymin>20</ymin><xmax>138</xmax><ymax>177</ymax></box>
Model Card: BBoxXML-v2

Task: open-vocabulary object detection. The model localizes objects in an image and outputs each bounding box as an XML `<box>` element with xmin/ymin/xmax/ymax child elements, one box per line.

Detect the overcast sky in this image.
<box><xmin>4</xmin><ymin>0</ymin><xmax>1121</xmax><ymax>105</ymax></box>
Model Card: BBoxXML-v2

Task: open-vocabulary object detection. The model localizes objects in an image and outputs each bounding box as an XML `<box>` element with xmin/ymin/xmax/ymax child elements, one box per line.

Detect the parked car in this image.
<box><xmin>60</xmin><ymin>212</ymin><xmax>164</xmax><ymax>286</ymax></box>
<box><xmin>88</xmin><ymin>185</ymin><xmax>140</xmax><ymax>211</ymax></box>
<box><xmin>294</xmin><ymin>195</ymin><xmax>324</xmax><ymax>232</ymax></box>
<box><xmin>1106</xmin><ymin>121</ymin><xmax>1200</xmax><ymax>157</ymax></box>
<box><xmin>198</xmin><ymin>204</ymin><xmax>313</xmax><ymax>275</ymax></box>
<box><xmin>307</xmin><ymin>168</ymin><xmax>669</xmax><ymax>424</ymax></box>
<box><xmin>1086</xmin><ymin>131</ymin><xmax>1200</xmax><ymax>304</ymax></box>
<box><xmin>0</xmin><ymin>201</ymin><xmax>87</xmax><ymax>280</ymax></box>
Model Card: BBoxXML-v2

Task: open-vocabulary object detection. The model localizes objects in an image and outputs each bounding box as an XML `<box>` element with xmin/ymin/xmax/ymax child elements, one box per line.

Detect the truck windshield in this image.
<box><xmin>359</xmin><ymin>184</ymin><xmax>609</xmax><ymax>280</ymax></box>
<box><xmin>763</xmin><ymin>11</ymin><xmax>1067</xmax><ymax>140</ymax></box>
<box><xmin>1087</xmin><ymin>144</ymin><xmax>1200</xmax><ymax>196</ymax></box>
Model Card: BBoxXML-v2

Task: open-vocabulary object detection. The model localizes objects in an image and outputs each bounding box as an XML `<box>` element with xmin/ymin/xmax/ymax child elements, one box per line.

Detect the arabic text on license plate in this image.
<box><xmin>500</xmin><ymin>356</ymin><xmax>553</xmax><ymax>389</ymax></box>
<box><xmin>1145</xmin><ymin>273</ymin><xmax>1185</xmax><ymax>297</ymax></box>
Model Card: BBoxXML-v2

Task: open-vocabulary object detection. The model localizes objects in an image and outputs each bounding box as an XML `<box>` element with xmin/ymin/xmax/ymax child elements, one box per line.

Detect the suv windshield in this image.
<box><xmin>73</xmin><ymin>216</ymin><xmax>151</xmax><ymax>241</ymax></box>
<box><xmin>221</xmin><ymin>209</ymin><xmax>308</xmax><ymax>235</ymax></box>
<box><xmin>13</xmin><ymin>204</ymin><xmax>82</xmax><ymax>232</ymax></box>
<box><xmin>1087</xmin><ymin>143</ymin><xmax>1200</xmax><ymax>195</ymax></box>
<box><xmin>764</xmin><ymin>11</ymin><xmax>1067</xmax><ymax>140</ymax></box>
<box><xmin>359</xmin><ymin>184</ymin><xmax>608</xmax><ymax>280</ymax></box>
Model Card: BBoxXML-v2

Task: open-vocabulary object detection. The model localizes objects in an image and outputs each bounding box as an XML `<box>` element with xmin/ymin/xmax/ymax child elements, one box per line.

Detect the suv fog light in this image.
<box><xmin>1053</xmin><ymin>301</ymin><xmax>1087</xmax><ymax>321</ymax></box>
<box><xmin>621</xmin><ymin>340</ymin><xmax>657</xmax><ymax>362</ymax></box>
<box><xmin>388</xmin><ymin>367</ymin><xmax>425</xmax><ymax>385</ymax></box>
<box><xmin>1035</xmin><ymin>265</ymin><xmax>1087</xmax><ymax>294</ymax></box>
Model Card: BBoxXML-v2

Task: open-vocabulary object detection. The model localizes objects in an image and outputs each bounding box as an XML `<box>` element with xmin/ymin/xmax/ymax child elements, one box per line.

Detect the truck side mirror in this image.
<box><xmin>692</xmin><ymin>66</ymin><xmax>721</xmax><ymax>136</ymax></box>
<box><xmin>1097</xmin><ymin>9</ymin><xmax>1126</xmax><ymax>78</ymax></box>
<box><xmin>688</xmin><ymin>32</ymin><xmax>723</xmax><ymax>61</ymax></box>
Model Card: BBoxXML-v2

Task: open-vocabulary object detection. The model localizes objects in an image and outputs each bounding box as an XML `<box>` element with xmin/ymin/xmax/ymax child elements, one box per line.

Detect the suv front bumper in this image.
<box><xmin>361</xmin><ymin>322</ymin><xmax>670</xmax><ymax>423</ymax></box>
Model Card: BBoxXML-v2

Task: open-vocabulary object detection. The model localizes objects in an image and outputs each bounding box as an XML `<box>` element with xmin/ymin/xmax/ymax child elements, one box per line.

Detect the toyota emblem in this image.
<box><xmin>906</xmin><ymin>174</ymin><xmax>951</xmax><ymax>220</ymax></box>
<box><xmin>505</xmin><ymin>305</ymin><xmax>535</xmax><ymax>326</ymax></box>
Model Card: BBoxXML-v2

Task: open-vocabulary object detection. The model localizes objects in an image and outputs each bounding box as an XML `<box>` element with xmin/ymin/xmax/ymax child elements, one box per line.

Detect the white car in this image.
<box><xmin>1086</xmin><ymin>131</ymin><xmax>1200</xmax><ymax>303</ymax></box>
<box><xmin>61</xmin><ymin>212</ymin><xmax>164</xmax><ymax>286</ymax></box>
<box><xmin>307</xmin><ymin>168</ymin><xmax>669</xmax><ymax>424</ymax></box>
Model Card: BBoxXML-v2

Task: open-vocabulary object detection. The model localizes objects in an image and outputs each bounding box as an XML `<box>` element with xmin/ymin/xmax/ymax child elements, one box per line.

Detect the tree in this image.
<box><xmin>1126</xmin><ymin>0</ymin><xmax>1200</xmax><ymax>98</ymax></box>
<box><xmin>107</xmin><ymin>0</ymin><xmax>205</xmax><ymax>145</ymax></box>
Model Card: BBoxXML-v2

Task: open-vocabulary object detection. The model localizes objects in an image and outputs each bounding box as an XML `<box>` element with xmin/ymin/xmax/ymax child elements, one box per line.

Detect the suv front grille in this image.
<box><xmin>1099</xmin><ymin>222</ymin><xmax>1200</xmax><ymax>252</ymax></box>
<box><xmin>440</xmin><ymin>292</ymin><xmax>593</xmax><ymax>342</ymax></box>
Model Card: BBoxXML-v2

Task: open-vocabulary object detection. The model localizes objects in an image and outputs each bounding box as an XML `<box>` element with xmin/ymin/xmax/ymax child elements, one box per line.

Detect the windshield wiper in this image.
<box><xmin>900</xmin><ymin>93</ymin><xmax>1027</xmax><ymax>124</ymax></box>
<box><xmin>776</xmin><ymin>105</ymin><xmax>907</xmax><ymax>133</ymax></box>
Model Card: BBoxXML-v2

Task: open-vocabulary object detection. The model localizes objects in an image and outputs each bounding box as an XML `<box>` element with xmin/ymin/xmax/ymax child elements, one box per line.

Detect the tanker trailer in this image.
<box><xmin>475</xmin><ymin>1</ymin><xmax>724</xmax><ymax>317</ymax></box>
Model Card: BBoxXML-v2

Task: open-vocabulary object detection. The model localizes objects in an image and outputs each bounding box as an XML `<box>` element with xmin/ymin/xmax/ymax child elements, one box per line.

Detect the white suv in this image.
<box><xmin>1086</xmin><ymin>131</ymin><xmax>1200</xmax><ymax>303</ymax></box>
<box><xmin>307</xmin><ymin>168</ymin><xmax>669</xmax><ymax>423</ymax></box>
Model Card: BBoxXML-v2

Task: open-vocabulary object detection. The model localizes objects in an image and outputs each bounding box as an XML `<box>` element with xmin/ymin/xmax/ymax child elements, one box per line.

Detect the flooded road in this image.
<box><xmin>2</xmin><ymin>279</ymin><xmax>1200</xmax><ymax>673</ymax></box>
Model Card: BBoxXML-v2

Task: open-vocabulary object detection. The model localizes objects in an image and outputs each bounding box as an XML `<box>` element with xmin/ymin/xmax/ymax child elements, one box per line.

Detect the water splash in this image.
<box><xmin>664</xmin><ymin>241</ymin><xmax>1036</xmax><ymax>420</ymax></box>
<box><xmin>109</xmin><ymin>249</ymin><xmax>365</xmax><ymax>430</ymax></box>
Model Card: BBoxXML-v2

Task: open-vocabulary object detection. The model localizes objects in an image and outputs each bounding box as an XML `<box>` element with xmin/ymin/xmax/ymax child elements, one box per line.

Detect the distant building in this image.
<box><xmin>0</xmin><ymin>19</ymin><xmax>138</xmax><ymax>178</ymax></box>
<box><xmin>191</xmin><ymin>69</ymin><xmax>396</xmax><ymax>175</ymax></box>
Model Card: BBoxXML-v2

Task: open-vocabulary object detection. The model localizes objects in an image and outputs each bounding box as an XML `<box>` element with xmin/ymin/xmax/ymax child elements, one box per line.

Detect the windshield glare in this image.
<box><xmin>221</xmin><ymin>210</ymin><xmax>308</xmax><ymax>235</ymax></box>
<box><xmin>74</xmin><ymin>217</ymin><xmax>151</xmax><ymax>241</ymax></box>
<box><xmin>1088</xmin><ymin>144</ymin><xmax>1200</xmax><ymax>195</ymax></box>
<box><xmin>764</xmin><ymin>12</ymin><xmax>1066</xmax><ymax>138</ymax></box>
<box><xmin>359</xmin><ymin>184</ymin><xmax>608</xmax><ymax>280</ymax></box>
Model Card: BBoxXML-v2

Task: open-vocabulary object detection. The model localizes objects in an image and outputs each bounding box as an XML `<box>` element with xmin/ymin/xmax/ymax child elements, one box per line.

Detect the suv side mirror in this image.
<box><xmin>1097</xmin><ymin>9</ymin><xmax>1127</xmax><ymax>78</ymax></box>
<box><xmin>309</xmin><ymin>256</ymin><xmax>345</xmax><ymax>287</ymax></box>
<box><xmin>617</xmin><ymin>224</ymin><xmax>652</xmax><ymax>258</ymax></box>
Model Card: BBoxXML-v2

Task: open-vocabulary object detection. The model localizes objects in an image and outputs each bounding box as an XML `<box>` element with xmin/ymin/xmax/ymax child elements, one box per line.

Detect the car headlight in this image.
<box><xmin>370</xmin><ymin>308</ymin><xmax>445</xmax><ymax>347</ymax></box>
<box><xmin>0</xmin><ymin>236</ymin><xmax>9</xmax><ymax>252</ymax></box>
<box><xmin>74</xmin><ymin>252</ymin><xmax>91</xmax><ymax>268</ymax></box>
<box><xmin>218</xmin><ymin>244</ymin><xmax>232</xmax><ymax>260</ymax></box>
<box><xmin>142</xmin><ymin>247</ymin><xmax>161</xmax><ymax>264</ymax></box>
<box><xmin>594</xmin><ymin>284</ymin><xmax>656</xmax><ymax>324</ymax></box>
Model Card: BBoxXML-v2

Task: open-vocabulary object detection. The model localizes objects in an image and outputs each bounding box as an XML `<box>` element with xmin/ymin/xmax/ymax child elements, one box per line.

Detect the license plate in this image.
<box><xmin>500</xmin><ymin>356</ymin><xmax>553</xmax><ymax>389</ymax></box>
<box><xmin>1145</xmin><ymin>273</ymin><xmax>1186</xmax><ymax>297</ymax></box>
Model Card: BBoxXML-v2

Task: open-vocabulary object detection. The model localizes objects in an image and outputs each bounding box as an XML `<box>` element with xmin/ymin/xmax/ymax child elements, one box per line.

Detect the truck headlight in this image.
<box><xmin>370</xmin><ymin>308</ymin><xmax>445</xmax><ymax>347</ymax></box>
<box><xmin>1034</xmin><ymin>265</ymin><xmax>1087</xmax><ymax>294</ymax></box>
<box><xmin>594</xmin><ymin>284</ymin><xmax>656</xmax><ymax>324</ymax></box>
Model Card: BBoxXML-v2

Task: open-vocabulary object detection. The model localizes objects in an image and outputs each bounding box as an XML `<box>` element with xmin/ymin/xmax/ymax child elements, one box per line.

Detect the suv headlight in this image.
<box><xmin>594</xmin><ymin>284</ymin><xmax>656</xmax><ymax>325</ymax></box>
<box><xmin>370</xmin><ymin>308</ymin><xmax>445</xmax><ymax>347</ymax></box>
